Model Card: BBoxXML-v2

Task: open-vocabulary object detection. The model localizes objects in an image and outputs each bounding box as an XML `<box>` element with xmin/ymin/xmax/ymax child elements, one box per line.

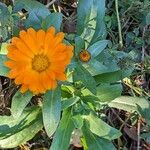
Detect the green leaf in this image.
<box><xmin>61</xmin><ymin>97</ymin><xmax>80</xmax><ymax>110</ymax></box>
<box><xmin>97</xmin><ymin>83</ymin><xmax>122</xmax><ymax>102</ymax></box>
<box><xmin>61</xmin><ymin>86</ymin><xmax>72</xmax><ymax>98</ymax></box>
<box><xmin>14</xmin><ymin>0</ymin><xmax>49</xmax><ymax>16</ymax></box>
<box><xmin>0</xmin><ymin>106</ymin><xmax>39</xmax><ymax>126</ymax></box>
<box><xmin>0</xmin><ymin>43</ymin><xmax>8</xmax><ymax>55</ymax></box>
<box><xmin>77</xmin><ymin>0</ymin><xmax>93</xmax><ymax>35</ymax></box>
<box><xmin>0</xmin><ymin>27</ymin><xmax>9</xmax><ymax>41</ymax></box>
<box><xmin>137</xmin><ymin>104</ymin><xmax>150</xmax><ymax>125</ymax></box>
<box><xmin>81</xmin><ymin>94</ymin><xmax>102</xmax><ymax>110</ymax></box>
<box><xmin>0</xmin><ymin>2</ymin><xmax>10</xmax><ymax>26</ymax></box>
<box><xmin>42</xmin><ymin>13</ymin><xmax>62</xmax><ymax>32</ymax></box>
<box><xmin>50</xmin><ymin>109</ymin><xmax>75</xmax><ymax>150</ymax></box>
<box><xmin>95</xmin><ymin>50</ymin><xmax>120</xmax><ymax>72</ymax></box>
<box><xmin>85</xmin><ymin>113</ymin><xmax>121</xmax><ymax>140</ymax></box>
<box><xmin>0</xmin><ymin>54</ymin><xmax>9</xmax><ymax>77</ymax></box>
<box><xmin>141</xmin><ymin>133</ymin><xmax>150</xmax><ymax>142</ymax></box>
<box><xmin>14</xmin><ymin>0</ymin><xmax>50</xmax><ymax>29</ymax></box>
<box><xmin>88</xmin><ymin>40</ymin><xmax>108</xmax><ymax>57</ymax></box>
<box><xmin>83</xmin><ymin>58</ymin><xmax>108</xmax><ymax>76</ymax></box>
<box><xmin>25</xmin><ymin>11</ymin><xmax>43</xmax><ymax>29</ymax></box>
<box><xmin>0</xmin><ymin>107</ymin><xmax>41</xmax><ymax>138</ymax></box>
<box><xmin>0</xmin><ymin>107</ymin><xmax>43</xmax><ymax>149</ymax></box>
<box><xmin>0</xmin><ymin>3</ymin><xmax>12</xmax><ymax>40</ymax></box>
<box><xmin>77</xmin><ymin>0</ymin><xmax>106</xmax><ymax>44</ymax></box>
<box><xmin>94</xmin><ymin>69</ymin><xmax>133</xmax><ymax>83</ymax></box>
<box><xmin>42</xmin><ymin>87</ymin><xmax>61</xmax><ymax>137</ymax></box>
<box><xmin>90</xmin><ymin>0</ymin><xmax>106</xmax><ymax>44</ymax></box>
<box><xmin>75</xmin><ymin>36</ymin><xmax>85</xmax><ymax>56</ymax></box>
<box><xmin>81</xmin><ymin>137</ymin><xmax>88</xmax><ymax>150</ymax></box>
<box><xmin>108</xmin><ymin>96</ymin><xmax>150</xmax><ymax>114</ymax></box>
<box><xmin>82</xmin><ymin>121</ymin><xmax>116</xmax><ymax>150</ymax></box>
<box><xmin>72</xmin><ymin>115</ymin><xmax>84</xmax><ymax>129</ymax></box>
<box><xmin>73</xmin><ymin>63</ymin><xmax>97</xmax><ymax>94</ymax></box>
<box><xmin>146</xmin><ymin>12</ymin><xmax>150</xmax><ymax>25</ymax></box>
<box><xmin>11</xmin><ymin>91</ymin><xmax>33</xmax><ymax>118</ymax></box>
<box><xmin>80</xmin><ymin>3</ymin><xmax>97</xmax><ymax>45</ymax></box>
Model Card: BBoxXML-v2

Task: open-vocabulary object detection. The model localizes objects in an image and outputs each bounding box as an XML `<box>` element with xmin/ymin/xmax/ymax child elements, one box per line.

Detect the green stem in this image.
<box><xmin>115</xmin><ymin>0</ymin><xmax>123</xmax><ymax>48</ymax></box>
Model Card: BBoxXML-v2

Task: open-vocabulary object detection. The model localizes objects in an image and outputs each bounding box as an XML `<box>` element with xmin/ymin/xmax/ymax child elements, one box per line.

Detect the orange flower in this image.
<box><xmin>5</xmin><ymin>27</ymin><xmax>74</xmax><ymax>94</ymax></box>
<box><xmin>79</xmin><ymin>50</ymin><xmax>91</xmax><ymax>62</ymax></box>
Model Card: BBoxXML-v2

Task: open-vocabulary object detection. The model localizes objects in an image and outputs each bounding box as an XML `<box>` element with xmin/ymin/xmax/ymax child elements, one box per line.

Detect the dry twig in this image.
<box><xmin>46</xmin><ymin>0</ymin><xmax>57</xmax><ymax>8</ymax></box>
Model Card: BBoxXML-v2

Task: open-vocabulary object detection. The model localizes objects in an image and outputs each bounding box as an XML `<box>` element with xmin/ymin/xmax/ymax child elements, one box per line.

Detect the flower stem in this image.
<box><xmin>115</xmin><ymin>0</ymin><xmax>123</xmax><ymax>48</ymax></box>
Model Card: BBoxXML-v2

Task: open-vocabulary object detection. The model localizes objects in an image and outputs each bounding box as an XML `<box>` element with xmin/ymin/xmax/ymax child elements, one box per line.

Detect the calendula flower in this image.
<box><xmin>79</xmin><ymin>50</ymin><xmax>91</xmax><ymax>62</ymax></box>
<box><xmin>5</xmin><ymin>27</ymin><xmax>74</xmax><ymax>94</ymax></box>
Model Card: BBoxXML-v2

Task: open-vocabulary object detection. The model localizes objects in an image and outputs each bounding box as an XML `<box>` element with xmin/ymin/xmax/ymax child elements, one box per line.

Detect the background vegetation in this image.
<box><xmin>0</xmin><ymin>0</ymin><xmax>150</xmax><ymax>149</ymax></box>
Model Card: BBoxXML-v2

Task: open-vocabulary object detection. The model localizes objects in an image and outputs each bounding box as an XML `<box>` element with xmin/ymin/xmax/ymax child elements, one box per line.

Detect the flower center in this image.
<box><xmin>32</xmin><ymin>54</ymin><xmax>50</xmax><ymax>72</ymax></box>
<box><xmin>79</xmin><ymin>50</ymin><xmax>91</xmax><ymax>62</ymax></box>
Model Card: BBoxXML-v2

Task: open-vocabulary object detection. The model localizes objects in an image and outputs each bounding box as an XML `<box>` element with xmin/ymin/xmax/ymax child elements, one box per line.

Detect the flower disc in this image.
<box><xmin>79</xmin><ymin>50</ymin><xmax>91</xmax><ymax>62</ymax></box>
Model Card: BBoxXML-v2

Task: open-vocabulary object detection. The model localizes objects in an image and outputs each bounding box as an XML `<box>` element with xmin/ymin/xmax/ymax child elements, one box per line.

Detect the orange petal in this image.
<box><xmin>46</xmin><ymin>70</ymin><xmax>55</xmax><ymax>80</ymax></box>
<box><xmin>37</xmin><ymin>74</ymin><xmax>46</xmax><ymax>93</ymax></box>
<box><xmin>7</xmin><ymin>45</ymin><xmax>31</xmax><ymax>62</ymax></box>
<box><xmin>44</xmin><ymin>32</ymin><xmax>54</xmax><ymax>54</ymax></box>
<box><xmin>55</xmin><ymin>73</ymin><xmax>67</xmax><ymax>81</ymax></box>
<box><xmin>28</xmin><ymin>72</ymin><xmax>39</xmax><ymax>92</ymax></box>
<box><xmin>52</xmin><ymin>32</ymin><xmax>65</xmax><ymax>48</ymax></box>
<box><xmin>27</xmin><ymin>28</ymin><xmax>37</xmax><ymax>39</ymax></box>
<box><xmin>37</xmin><ymin>29</ymin><xmax>46</xmax><ymax>51</ymax></box>
<box><xmin>49</xmin><ymin>44</ymin><xmax>66</xmax><ymax>57</ymax></box>
<box><xmin>66</xmin><ymin>45</ymin><xmax>74</xmax><ymax>59</ymax></box>
<box><xmin>4</xmin><ymin>61</ymin><xmax>16</xmax><ymax>68</ymax></box>
<box><xmin>47</xmin><ymin>26</ymin><xmax>55</xmax><ymax>35</ymax></box>
<box><xmin>15</xmin><ymin>39</ymin><xmax>34</xmax><ymax>58</ymax></box>
<box><xmin>40</xmin><ymin>72</ymin><xmax>49</xmax><ymax>90</ymax></box>
<box><xmin>8</xmin><ymin>69</ymin><xmax>20</xmax><ymax>78</ymax></box>
<box><xmin>51</xmin><ymin>80</ymin><xmax>57</xmax><ymax>89</ymax></box>
<box><xmin>20</xmin><ymin>84</ymin><xmax>28</xmax><ymax>93</ymax></box>
<box><xmin>20</xmin><ymin>28</ymin><xmax>38</xmax><ymax>54</ymax></box>
<box><xmin>19</xmin><ymin>30</ymin><xmax>37</xmax><ymax>54</ymax></box>
<box><xmin>14</xmin><ymin>74</ymin><xmax>25</xmax><ymax>85</ymax></box>
<box><xmin>51</xmin><ymin>62</ymin><xmax>66</xmax><ymax>71</ymax></box>
<box><xmin>11</xmin><ymin>37</ymin><xmax>20</xmax><ymax>45</ymax></box>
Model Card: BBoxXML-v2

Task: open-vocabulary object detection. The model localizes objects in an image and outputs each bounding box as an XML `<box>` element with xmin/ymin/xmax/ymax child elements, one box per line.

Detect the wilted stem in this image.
<box><xmin>137</xmin><ymin>118</ymin><xmax>141</xmax><ymax>150</ymax></box>
<box><xmin>115</xmin><ymin>0</ymin><xmax>123</xmax><ymax>48</ymax></box>
<box><xmin>141</xmin><ymin>26</ymin><xmax>147</xmax><ymax>62</ymax></box>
